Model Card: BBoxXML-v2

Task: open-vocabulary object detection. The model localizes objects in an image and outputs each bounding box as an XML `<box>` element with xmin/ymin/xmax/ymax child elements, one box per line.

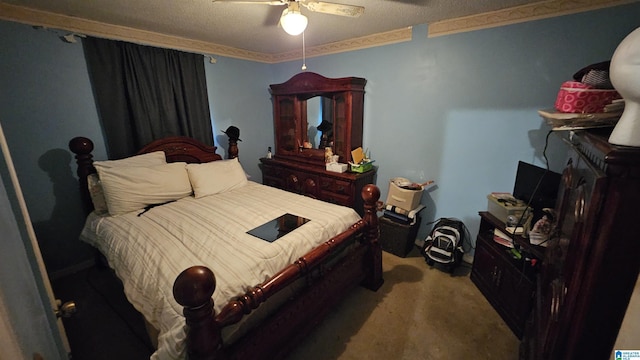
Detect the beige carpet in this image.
<box><xmin>286</xmin><ymin>249</ymin><xmax>520</xmax><ymax>360</ymax></box>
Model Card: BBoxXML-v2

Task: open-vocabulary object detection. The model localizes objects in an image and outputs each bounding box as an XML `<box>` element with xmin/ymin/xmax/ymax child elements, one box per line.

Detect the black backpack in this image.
<box><xmin>422</xmin><ymin>218</ymin><xmax>470</xmax><ymax>273</ymax></box>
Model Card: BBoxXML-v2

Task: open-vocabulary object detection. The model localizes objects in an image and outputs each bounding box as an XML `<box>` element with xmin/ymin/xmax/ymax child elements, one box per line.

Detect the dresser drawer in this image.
<box><xmin>262</xmin><ymin>164</ymin><xmax>284</xmax><ymax>178</ymax></box>
<box><xmin>319</xmin><ymin>177</ymin><xmax>352</xmax><ymax>196</ymax></box>
<box><xmin>319</xmin><ymin>191</ymin><xmax>351</xmax><ymax>207</ymax></box>
<box><xmin>263</xmin><ymin>175</ymin><xmax>284</xmax><ymax>189</ymax></box>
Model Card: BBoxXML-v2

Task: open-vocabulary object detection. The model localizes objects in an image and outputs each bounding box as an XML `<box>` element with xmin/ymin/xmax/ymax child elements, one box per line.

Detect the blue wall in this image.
<box><xmin>0</xmin><ymin>3</ymin><xmax>638</xmax><ymax>272</ymax></box>
<box><xmin>203</xmin><ymin>57</ymin><xmax>273</xmax><ymax>177</ymax></box>
<box><xmin>0</xmin><ymin>23</ymin><xmax>102</xmax><ymax>273</ymax></box>
<box><xmin>272</xmin><ymin>4</ymin><xmax>639</xmax><ymax>244</ymax></box>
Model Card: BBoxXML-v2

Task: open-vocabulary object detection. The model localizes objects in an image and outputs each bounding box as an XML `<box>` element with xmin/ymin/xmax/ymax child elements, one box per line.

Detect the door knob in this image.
<box><xmin>55</xmin><ymin>299</ymin><xmax>77</xmax><ymax>318</ymax></box>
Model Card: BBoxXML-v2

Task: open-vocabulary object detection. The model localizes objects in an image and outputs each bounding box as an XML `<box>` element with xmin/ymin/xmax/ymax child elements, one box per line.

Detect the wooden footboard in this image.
<box><xmin>173</xmin><ymin>184</ymin><xmax>382</xmax><ymax>360</ymax></box>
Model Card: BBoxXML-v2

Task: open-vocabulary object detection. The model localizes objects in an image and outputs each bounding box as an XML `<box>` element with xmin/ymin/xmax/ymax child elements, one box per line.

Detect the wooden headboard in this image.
<box><xmin>68</xmin><ymin>135</ymin><xmax>236</xmax><ymax>214</ymax></box>
<box><xmin>136</xmin><ymin>136</ymin><xmax>224</xmax><ymax>163</ymax></box>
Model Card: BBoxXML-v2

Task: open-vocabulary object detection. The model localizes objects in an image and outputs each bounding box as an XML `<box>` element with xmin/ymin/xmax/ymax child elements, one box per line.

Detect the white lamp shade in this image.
<box><xmin>281</xmin><ymin>8</ymin><xmax>308</xmax><ymax>36</ymax></box>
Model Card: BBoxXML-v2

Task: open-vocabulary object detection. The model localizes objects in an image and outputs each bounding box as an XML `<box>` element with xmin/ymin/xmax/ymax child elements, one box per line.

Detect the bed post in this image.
<box><xmin>228</xmin><ymin>138</ymin><xmax>238</xmax><ymax>159</ymax></box>
<box><xmin>361</xmin><ymin>184</ymin><xmax>383</xmax><ymax>291</ymax></box>
<box><xmin>173</xmin><ymin>266</ymin><xmax>221</xmax><ymax>360</ymax></box>
<box><xmin>223</xmin><ymin>126</ymin><xmax>239</xmax><ymax>159</ymax></box>
<box><xmin>69</xmin><ymin>136</ymin><xmax>95</xmax><ymax>214</ymax></box>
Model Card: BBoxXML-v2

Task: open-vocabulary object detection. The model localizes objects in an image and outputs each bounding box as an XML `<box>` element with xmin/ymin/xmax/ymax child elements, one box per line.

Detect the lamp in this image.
<box><xmin>280</xmin><ymin>2</ymin><xmax>308</xmax><ymax>36</ymax></box>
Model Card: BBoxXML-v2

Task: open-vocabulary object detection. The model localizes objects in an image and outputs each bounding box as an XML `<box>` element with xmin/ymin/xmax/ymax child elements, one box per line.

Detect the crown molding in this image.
<box><xmin>0</xmin><ymin>2</ymin><xmax>411</xmax><ymax>63</ymax></box>
<box><xmin>0</xmin><ymin>1</ymin><xmax>630</xmax><ymax>61</ymax></box>
<box><xmin>0</xmin><ymin>2</ymin><xmax>271</xmax><ymax>62</ymax></box>
<box><xmin>271</xmin><ymin>27</ymin><xmax>413</xmax><ymax>63</ymax></box>
<box><xmin>428</xmin><ymin>0</ymin><xmax>636</xmax><ymax>37</ymax></box>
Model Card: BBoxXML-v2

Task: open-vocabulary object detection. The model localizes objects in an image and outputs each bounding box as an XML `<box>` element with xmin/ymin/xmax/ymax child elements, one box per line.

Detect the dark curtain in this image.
<box><xmin>82</xmin><ymin>37</ymin><xmax>214</xmax><ymax>158</ymax></box>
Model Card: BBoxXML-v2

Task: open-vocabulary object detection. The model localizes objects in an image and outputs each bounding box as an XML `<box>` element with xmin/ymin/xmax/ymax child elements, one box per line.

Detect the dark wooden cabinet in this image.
<box><xmin>471</xmin><ymin>212</ymin><xmax>543</xmax><ymax>339</ymax></box>
<box><xmin>261</xmin><ymin>72</ymin><xmax>375</xmax><ymax>215</ymax></box>
<box><xmin>521</xmin><ymin>130</ymin><xmax>640</xmax><ymax>360</ymax></box>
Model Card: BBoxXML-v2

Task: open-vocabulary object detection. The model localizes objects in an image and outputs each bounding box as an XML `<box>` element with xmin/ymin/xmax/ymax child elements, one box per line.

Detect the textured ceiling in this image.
<box><xmin>2</xmin><ymin>0</ymin><xmax>549</xmax><ymax>54</ymax></box>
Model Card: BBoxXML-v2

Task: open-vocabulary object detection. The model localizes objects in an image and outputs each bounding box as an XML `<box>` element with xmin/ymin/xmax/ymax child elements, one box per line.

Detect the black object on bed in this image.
<box><xmin>247</xmin><ymin>213</ymin><xmax>310</xmax><ymax>242</ymax></box>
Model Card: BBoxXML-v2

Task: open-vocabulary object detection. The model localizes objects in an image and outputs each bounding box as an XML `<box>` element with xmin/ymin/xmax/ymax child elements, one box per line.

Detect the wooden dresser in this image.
<box><xmin>520</xmin><ymin>130</ymin><xmax>640</xmax><ymax>359</ymax></box>
<box><xmin>261</xmin><ymin>157</ymin><xmax>375</xmax><ymax>216</ymax></box>
<box><xmin>260</xmin><ymin>72</ymin><xmax>376</xmax><ymax>215</ymax></box>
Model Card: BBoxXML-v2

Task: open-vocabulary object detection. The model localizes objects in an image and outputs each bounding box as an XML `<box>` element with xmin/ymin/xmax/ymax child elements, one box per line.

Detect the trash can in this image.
<box><xmin>379</xmin><ymin>215</ymin><xmax>421</xmax><ymax>257</ymax></box>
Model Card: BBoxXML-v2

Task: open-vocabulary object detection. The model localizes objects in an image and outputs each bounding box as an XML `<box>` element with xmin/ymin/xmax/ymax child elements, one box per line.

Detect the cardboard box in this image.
<box><xmin>386</xmin><ymin>180</ymin><xmax>423</xmax><ymax>212</ymax></box>
<box><xmin>486</xmin><ymin>194</ymin><xmax>529</xmax><ymax>224</ymax></box>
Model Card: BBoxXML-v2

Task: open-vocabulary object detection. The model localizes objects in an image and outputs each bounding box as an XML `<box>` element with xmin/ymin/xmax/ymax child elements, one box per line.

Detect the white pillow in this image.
<box><xmin>93</xmin><ymin>151</ymin><xmax>167</xmax><ymax>169</ymax></box>
<box><xmin>97</xmin><ymin>162</ymin><xmax>192</xmax><ymax>216</ymax></box>
<box><xmin>89</xmin><ymin>151</ymin><xmax>167</xmax><ymax>213</ymax></box>
<box><xmin>186</xmin><ymin>158</ymin><xmax>248</xmax><ymax>198</ymax></box>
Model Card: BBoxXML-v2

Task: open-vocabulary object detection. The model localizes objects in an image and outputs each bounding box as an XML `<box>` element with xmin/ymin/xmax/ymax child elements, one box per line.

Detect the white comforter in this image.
<box><xmin>80</xmin><ymin>181</ymin><xmax>361</xmax><ymax>359</ymax></box>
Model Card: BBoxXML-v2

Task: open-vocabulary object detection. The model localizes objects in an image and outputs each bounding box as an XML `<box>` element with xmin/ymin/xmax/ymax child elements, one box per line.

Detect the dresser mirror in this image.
<box><xmin>306</xmin><ymin>96</ymin><xmax>336</xmax><ymax>150</ymax></box>
<box><xmin>307</xmin><ymin>96</ymin><xmax>321</xmax><ymax>148</ymax></box>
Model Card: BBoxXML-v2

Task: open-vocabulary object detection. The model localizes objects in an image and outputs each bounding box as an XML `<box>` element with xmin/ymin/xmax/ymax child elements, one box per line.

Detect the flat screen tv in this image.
<box><xmin>512</xmin><ymin>161</ymin><xmax>562</xmax><ymax>219</ymax></box>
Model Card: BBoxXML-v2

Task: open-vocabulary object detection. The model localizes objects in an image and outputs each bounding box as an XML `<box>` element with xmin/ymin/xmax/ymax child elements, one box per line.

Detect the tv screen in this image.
<box><xmin>513</xmin><ymin>161</ymin><xmax>562</xmax><ymax>216</ymax></box>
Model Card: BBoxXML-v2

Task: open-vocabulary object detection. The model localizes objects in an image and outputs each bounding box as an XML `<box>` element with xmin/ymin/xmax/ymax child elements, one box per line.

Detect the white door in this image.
<box><xmin>0</xmin><ymin>123</ymin><xmax>71</xmax><ymax>359</ymax></box>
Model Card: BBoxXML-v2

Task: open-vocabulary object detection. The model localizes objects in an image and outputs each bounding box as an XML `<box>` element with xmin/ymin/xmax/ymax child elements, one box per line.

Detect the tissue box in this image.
<box><xmin>349</xmin><ymin>161</ymin><xmax>373</xmax><ymax>173</ymax></box>
<box><xmin>326</xmin><ymin>163</ymin><xmax>348</xmax><ymax>173</ymax></box>
<box><xmin>386</xmin><ymin>180</ymin><xmax>423</xmax><ymax>212</ymax></box>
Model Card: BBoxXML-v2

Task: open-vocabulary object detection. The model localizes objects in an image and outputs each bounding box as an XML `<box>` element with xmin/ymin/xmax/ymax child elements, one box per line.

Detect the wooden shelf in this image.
<box><xmin>537</xmin><ymin>108</ymin><xmax>621</xmax><ymax>130</ymax></box>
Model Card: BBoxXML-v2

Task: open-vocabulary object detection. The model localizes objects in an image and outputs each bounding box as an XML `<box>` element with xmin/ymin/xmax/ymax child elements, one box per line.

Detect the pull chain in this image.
<box><xmin>301</xmin><ymin>31</ymin><xmax>307</xmax><ymax>71</ymax></box>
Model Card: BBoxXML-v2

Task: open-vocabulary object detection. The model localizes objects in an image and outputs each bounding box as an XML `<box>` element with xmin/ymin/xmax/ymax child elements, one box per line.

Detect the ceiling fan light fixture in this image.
<box><xmin>280</xmin><ymin>4</ymin><xmax>308</xmax><ymax>36</ymax></box>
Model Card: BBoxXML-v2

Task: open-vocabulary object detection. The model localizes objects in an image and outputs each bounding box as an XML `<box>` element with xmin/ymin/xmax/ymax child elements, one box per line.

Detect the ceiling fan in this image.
<box><xmin>213</xmin><ymin>0</ymin><xmax>365</xmax><ymax>35</ymax></box>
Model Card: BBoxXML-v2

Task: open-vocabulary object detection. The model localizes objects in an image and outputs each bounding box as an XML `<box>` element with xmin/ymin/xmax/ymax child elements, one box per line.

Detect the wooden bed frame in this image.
<box><xmin>68</xmin><ymin>135</ymin><xmax>383</xmax><ymax>360</ymax></box>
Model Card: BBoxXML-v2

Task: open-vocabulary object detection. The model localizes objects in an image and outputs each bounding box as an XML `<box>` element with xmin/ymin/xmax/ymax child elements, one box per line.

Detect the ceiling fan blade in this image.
<box><xmin>213</xmin><ymin>0</ymin><xmax>286</xmax><ymax>5</ymax></box>
<box><xmin>301</xmin><ymin>1</ymin><xmax>364</xmax><ymax>17</ymax></box>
